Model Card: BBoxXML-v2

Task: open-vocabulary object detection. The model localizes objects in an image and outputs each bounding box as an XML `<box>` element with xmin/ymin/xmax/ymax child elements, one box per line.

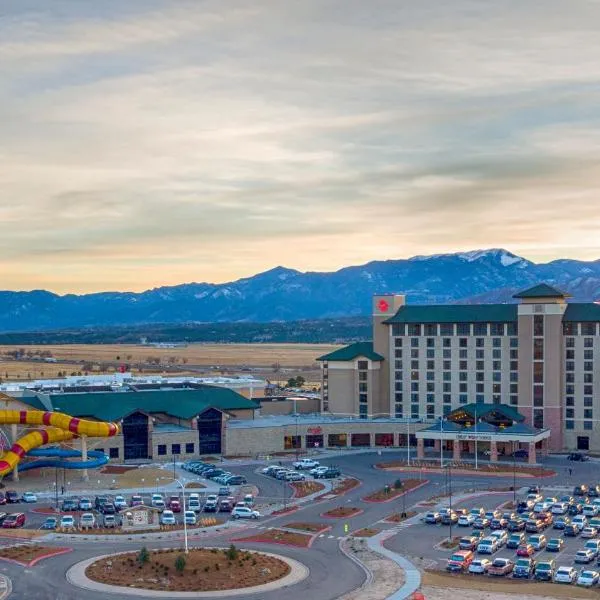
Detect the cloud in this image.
<box><xmin>1</xmin><ymin>0</ymin><xmax>600</xmax><ymax>292</ymax></box>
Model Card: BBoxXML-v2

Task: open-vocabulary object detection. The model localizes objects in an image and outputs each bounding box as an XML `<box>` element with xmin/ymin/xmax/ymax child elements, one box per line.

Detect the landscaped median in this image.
<box><xmin>283</xmin><ymin>522</ymin><xmax>331</xmax><ymax>534</ymax></box>
<box><xmin>321</xmin><ymin>506</ymin><xmax>363</xmax><ymax>519</ymax></box>
<box><xmin>315</xmin><ymin>477</ymin><xmax>361</xmax><ymax>500</ymax></box>
<box><xmin>290</xmin><ymin>480</ymin><xmax>325</xmax><ymax>498</ymax></box>
<box><xmin>0</xmin><ymin>545</ymin><xmax>72</xmax><ymax>567</ymax></box>
<box><xmin>362</xmin><ymin>479</ymin><xmax>427</xmax><ymax>503</ymax></box>
<box><xmin>51</xmin><ymin>518</ymin><xmax>224</xmax><ymax>536</ymax></box>
<box><xmin>384</xmin><ymin>511</ymin><xmax>417</xmax><ymax>523</ymax></box>
<box><xmin>375</xmin><ymin>460</ymin><xmax>555</xmax><ymax>478</ymax></box>
<box><xmin>233</xmin><ymin>529</ymin><xmax>314</xmax><ymax>548</ymax></box>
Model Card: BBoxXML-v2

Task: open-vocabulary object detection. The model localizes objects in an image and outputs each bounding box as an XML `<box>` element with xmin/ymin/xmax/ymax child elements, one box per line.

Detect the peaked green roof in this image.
<box><xmin>448</xmin><ymin>402</ymin><xmax>525</xmax><ymax>423</ymax></box>
<box><xmin>317</xmin><ymin>341</ymin><xmax>384</xmax><ymax>362</ymax></box>
<box><xmin>35</xmin><ymin>386</ymin><xmax>258</xmax><ymax>422</ymax></box>
<box><xmin>564</xmin><ymin>303</ymin><xmax>600</xmax><ymax>321</ymax></box>
<box><xmin>384</xmin><ymin>304</ymin><xmax>517</xmax><ymax>324</ymax></box>
<box><xmin>513</xmin><ymin>283</ymin><xmax>568</xmax><ymax>298</ymax></box>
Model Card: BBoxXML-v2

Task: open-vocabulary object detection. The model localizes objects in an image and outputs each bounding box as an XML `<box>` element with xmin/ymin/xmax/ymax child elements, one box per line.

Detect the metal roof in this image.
<box><xmin>317</xmin><ymin>341</ymin><xmax>384</xmax><ymax>362</ymax></box>
<box><xmin>383</xmin><ymin>304</ymin><xmax>517</xmax><ymax>324</ymax></box>
<box><xmin>513</xmin><ymin>283</ymin><xmax>568</xmax><ymax>298</ymax></box>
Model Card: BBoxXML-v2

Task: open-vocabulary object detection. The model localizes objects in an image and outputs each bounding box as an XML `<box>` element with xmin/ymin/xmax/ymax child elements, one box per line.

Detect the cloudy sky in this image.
<box><xmin>2</xmin><ymin>0</ymin><xmax>600</xmax><ymax>293</ymax></box>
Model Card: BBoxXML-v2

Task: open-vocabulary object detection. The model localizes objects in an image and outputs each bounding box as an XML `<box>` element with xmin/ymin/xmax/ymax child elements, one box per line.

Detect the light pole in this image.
<box><xmin>474</xmin><ymin>406</ymin><xmax>478</xmax><ymax>470</ymax></box>
<box><xmin>407</xmin><ymin>419</ymin><xmax>411</xmax><ymax>466</ymax></box>
<box><xmin>439</xmin><ymin>417</ymin><xmax>444</xmax><ymax>468</ymax></box>
<box><xmin>512</xmin><ymin>441</ymin><xmax>517</xmax><ymax>506</ymax></box>
<box><xmin>447</xmin><ymin>463</ymin><xmax>453</xmax><ymax>542</ymax></box>
<box><xmin>173</xmin><ymin>479</ymin><xmax>189</xmax><ymax>554</ymax></box>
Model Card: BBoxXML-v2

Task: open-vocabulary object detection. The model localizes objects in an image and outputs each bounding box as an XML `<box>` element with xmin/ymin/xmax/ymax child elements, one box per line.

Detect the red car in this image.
<box><xmin>516</xmin><ymin>543</ymin><xmax>535</xmax><ymax>557</ymax></box>
<box><xmin>169</xmin><ymin>499</ymin><xmax>181</xmax><ymax>513</ymax></box>
<box><xmin>2</xmin><ymin>513</ymin><xmax>25</xmax><ymax>528</ymax></box>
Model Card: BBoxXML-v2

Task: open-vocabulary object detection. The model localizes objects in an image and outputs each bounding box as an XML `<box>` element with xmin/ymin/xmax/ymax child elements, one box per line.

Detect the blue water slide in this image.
<box><xmin>19</xmin><ymin>447</ymin><xmax>109</xmax><ymax>471</ymax></box>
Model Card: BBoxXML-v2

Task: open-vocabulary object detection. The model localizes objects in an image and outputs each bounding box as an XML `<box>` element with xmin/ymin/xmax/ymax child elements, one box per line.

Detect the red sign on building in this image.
<box><xmin>307</xmin><ymin>426</ymin><xmax>323</xmax><ymax>435</ymax></box>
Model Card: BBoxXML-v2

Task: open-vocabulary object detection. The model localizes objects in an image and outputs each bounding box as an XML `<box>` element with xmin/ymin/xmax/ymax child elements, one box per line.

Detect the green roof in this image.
<box><xmin>564</xmin><ymin>303</ymin><xmax>600</xmax><ymax>321</ymax></box>
<box><xmin>384</xmin><ymin>304</ymin><xmax>517</xmax><ymax>324</ymax></box>
<box><xmin>448</xmin><ymin>403</ymin><xmax>525</xmax><ymax>423</ymax></box>
<box><xmin>513</xmin><ymin>283</ymin><xmax>568</xmax><ymax>298</ymax></box>
<box><xmin>36</xmin><ymin>386</ymin><xmax>258</xmax><ymax>422</ymax></box>
<box><xmin>317</xmin><ymin>341</ymin><xmax>384</xmax><ymax>362</ymax></box>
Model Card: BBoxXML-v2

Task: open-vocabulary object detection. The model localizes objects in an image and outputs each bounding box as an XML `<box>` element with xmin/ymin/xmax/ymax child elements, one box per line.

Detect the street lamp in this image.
<box><xmin>173</xmin><ymin>479</ymin><xmax>189</xmax><ymax>554</ymax></box>
<box><xmin>406</xmin><ymin>419</ymin><xmax>411</xmax><ymax>467</ymax></box>
<box><xmin>447</xmin><ymin>462</ymin><xmax>453</xmax><ymax>542</ymax></box>
<box><xmin>439</xmin><ymin>417</ymin><xmax>444</xmax><ymax>469</ymax></box>
<box><xmin>512</xmin><ymin>441</ymin><xmax>517</xmax><ymax>506</ymax></box>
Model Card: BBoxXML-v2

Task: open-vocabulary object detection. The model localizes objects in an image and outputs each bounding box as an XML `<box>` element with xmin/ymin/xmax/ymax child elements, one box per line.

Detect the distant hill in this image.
<box><xmin>1</xmin><ymin>248</ymin><xmax>600</xmax><ymax>333</ymax></box>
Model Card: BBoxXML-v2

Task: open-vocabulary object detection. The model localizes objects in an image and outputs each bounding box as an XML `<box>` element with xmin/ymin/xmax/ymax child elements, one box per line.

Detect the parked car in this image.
<box><xmin>94</xmin><ymin>495</ymin><xmax>109</xmax><ymax>510</ymax></box>
<box><xmin>184</xmin><ymin>510</ymin><xmax>197</xmax><ymax>525</ymax></box>
<box><xmin>577</xmin><ymin>569</ymin><xmax>600</xmax><ymax>587</ymax></box>
<box><xmin>467</xmin><ymin>558</ymin><xmax>490</xmax><ymax>574</ymax></box>
<box><xmin>160</xmin><ymin>510</ymin><xmax>176</xmax><ymax>526</ymax></box>
<box><xmin>528</xmin><ymin>534</ymin><xmax>547</xmax><ymax>551</ymax></box>
<box><xmin>130</xmin><ymin>495</ymin><xmax>143</xmax><ymax>507</ymax></box>
<box><xmin>188</xmin><ymin>498</ymin><xmax>201</xmax><ymax>512</ymax></box>
<box><xmin>232</xmin><ymin>506</ymin><xmax>260</xmax><ymax>519</ymax></box>
<box><xmin>507</xmin><ymin>518</ymin><xmax>525</xmax><ymax>532</ymax></box>
<box><xmin>490</xmin><ymin>530</ymin><xmax>508</xmax><ymax>547</ymax></box>
<box><xmin>80</xmin><ymin>513</ymin><xmax>96</xmax><ymax>529</ymax></box>
<box><xmin>204</xmin><ymin>495</ymin><xmax>218</xmax><ymax>512</ymax></box>
<box><xmin>170</xmin><ymin>499</ymin><xmax>182</xmax><ymax>513</ymax></box>
<box><xmin>41</xmin><ymin>517</ymin><xmax>58</xmax><ymax>530</ymax></box>
<box><xmin>103</xmin><ymin>515</ymin><xmax>117</xmax><ymax>528</ymax></box>
<box><xmin>517</xmin><ymin>500</ymin><xmax>533</xmax><ymax>514</ymax></box>
<box><xmin>310</xmin><ymin>466</ymin><xmax>329</xmax><ymax>477</ymax></box>
<box><xmin>425</xmin><ymin>512</ymin><xmax>442</xmax><ymax>524</ymax></box>
<box><xmin>490</xmin><ymin>517</ymin><xmax>507</xmax><ymax>530</ymax></box>
<box><xmin>21</xmin><ymin>492</ymin><xmax>37</xmax><ymax>503</ymax></box>
<box><xmin>507</xmin><ymin>533</ymin><xmax>526</xmax><ymax>549</ymax></box>
<box><xmin>589</xmin><ymin>486</ymin><xmax>600</xmax><ymax>498</ymax></box>
<box><xmin>458</xmin><ymin>514</ymin><xmax>475</xmax><ymax>527</ymax></box>
<box><xmin>473</xmin><ymin>517</ymin><xmax>490</xmax><ymax>530</ymax></box>
<box><xmin>0</xmin><ymin>493</ymin><xmax>6</xmax><ymax>505</ymax></box>
<box><xmin>516</xmin><ymin>543</ymin><xmax>535</xmax><ymax>557</ymax></box>
<box><xmin>113</xmin><ymin>495</ymin><xmax>127</xmax><ymax>510</ymax></box>
<box><xmin>525</xmin><ymin>518</ymin><xmax>545</xmax><ymax>533</ymax></box>
<box><xmin>286</xmin><ymin>472</ymin><xmax>306</xmax><ymax>482</ymax></box>
<box><xmin>317</xmin><ymin>468</ymin><xmax>342</xmax><ymax>479</ymax></box>
<box><xmin>458</xmin><ymin>536</ymin><xmax>479</xmax><ymax>551</ymax></box>
<box><xmin>569</xmin><ymin>503</ymin><xmax>584</xmax><ymax>516</ymax></box>
<box><xmin>446</xmin><ymin>550</ymin><xmax>474</xmax><ymax>572</ymax></box>
<box><xmin>568</xmin><ymin>453</ymin><xmax>589</xmax><ymax>462</ymax></box>
<box><xmin>477</xmin><ymin>537</ymin><xmax>498</xmax><ymax>554</ymax></box>
<box><xmin>59</xmin><ymin>515</ymin><xmax>75</xmax><ymax>530</ymax></box>
<box><xmin>62</xmin><ymin>498</ymin><xmax>79</xmax><ymax>511</ymax></box>
<box><xmin>534</xmin><ymin>560</ymin><xmax>555</xmax><ymax>581</ymax></box>
<box><xmin>583</xmin><ymin>505</ymin><xmax>599</xmax><ymax>518</ymax></box>
<box><xmin>5</xmin><ymin>490</ymin><xmax>19</xmax><ymax>504</ymax></box>
<box><xmin>293</xmin><ymin>458</ymin><xmax>320</xmax><ymax>470</ymax></box>
<box><xmin>78</xmin><ymin>497</ymin><xmax>92</xmax><ymax>510</ymax></box>
<box><xmin>554</xmin><ymin>565</ymin><xmax>577</xmax><ymax>583</ymax></box>
<box><xmin>553</xmin><ymin>516</ymin><xmax>570</xmax><ymax>530</ymax></box>
<box><xmin>243</xmin><ymin>494</ymin><xmax>254</xmax><ymax>506</ymax></box>
<box><xmin>565</xmin><ymin>523</ymin><xmax>581</xmax><ymax>536</ymax></box>
<box><xmin>546</xmin><ymin>538</ymin><xmax>564</xmax><ymax>552</ymax></box>
<box><xmin>551</xmin><ymin>502</ymin><xmax>568</xmax><ymax>515</ymax></box>
<box><xmin>575</xmin><ymin>549</ymin><xmax>595</xmax><ymax>564</ymax></box>
<box><xmin>224</xmin><ymin>476</ymin><xmax>247</xmax><ymax>485</ymax></box>
<box><xmin>151</xmin><ymin>493</ymin><xmax>164</xmax><ymax>506</ymax></box>
<box><xmin>573</xmin><ymin>515</ymin><xmax>588</xmax><ymax>529</ymax></box>
<box><xmin>584</xmin><ymin>539</ymin><xmax>600</xmax><ymax>557</ymax></box>
<box><xmin>101</xmin><ymin>502</ymin><xmax>116</xmax><ymax>515</ymax></box>
<box><xmin>488</xmin><ymin>558</ymin><xmax>514</xmax><ymax>576</ymax></box>
<box><xmin>513</xmin><ymin>558</ymin><xmax>536</xmax><ymax>578</ymax></box>
<box><xmin>217</xmin><ymin>487</ymin><xmax>231</xmax><ymax>497</ymax></box>
<box><xmin>582</xmin><ymin>526</ymin><xmax>598</xmax><ymax>539</ymax></box>
<box><xmin>219</xmin><ymin>499</ymin><xmax>233</xmax><ymax>512</ymax></box>
<box><xmin>575</xmin><ymin>485</ymin><xmax>590</xmax><ymax>496</ymax></box>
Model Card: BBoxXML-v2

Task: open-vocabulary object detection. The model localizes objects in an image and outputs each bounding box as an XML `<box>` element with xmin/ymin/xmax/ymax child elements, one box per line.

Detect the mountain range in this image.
<box><xmin>2</xmin><ymin>249</ymin><xmax>600</xmax><ymax>332</ymax></box>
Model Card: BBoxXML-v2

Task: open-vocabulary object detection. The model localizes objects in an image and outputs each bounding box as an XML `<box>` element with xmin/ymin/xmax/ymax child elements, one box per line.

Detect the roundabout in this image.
<box><xmin>67</xmin><ymin>547</ymin><xmax>309</xmax><ymax>597</ymax></box>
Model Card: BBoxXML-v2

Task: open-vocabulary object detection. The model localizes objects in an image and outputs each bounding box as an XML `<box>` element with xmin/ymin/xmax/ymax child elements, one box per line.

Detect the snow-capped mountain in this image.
<box><xmin>1</xmin><ymin>249</ymin><xmax>600</xmax><ymax>331</ymax></box>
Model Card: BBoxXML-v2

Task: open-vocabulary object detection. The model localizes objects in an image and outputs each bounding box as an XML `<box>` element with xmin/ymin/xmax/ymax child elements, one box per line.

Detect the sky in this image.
<box><xmin>2</xmin><ymin>0</ymin><xmax>600</xmax><ymax>294</ymax></box>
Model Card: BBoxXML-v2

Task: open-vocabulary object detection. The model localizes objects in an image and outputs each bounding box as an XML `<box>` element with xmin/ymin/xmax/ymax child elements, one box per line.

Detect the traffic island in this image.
<box><xmin>69</xmin><ymin>547</ymin><xmax>308</xmax><ymax>597</ymax></box>
<box><xmin>233</xmin><ymin>529</ymin><xmax>314</xmax><ymax>548</ymax></box>
<box><xmin>375</xmin><ymin>461</ymin><xmax>555</xmax><ymax>478</ymax></box>
<box><xmin>321</xmin><ymin>507</ymin><xmax>363</xmax><ymax>519</ymax></box>
<box><xmin>283</xmin><ymin>522</ymin><xmax>330</xmax><ymax>534</ymax></box>
<box><xmin>351</xmin><ymin>528</ymin><xmax>380</xmax><ymax>538</ymax></box>
<box><xmin>362</xmin><ymin>479</ymin><xmax>426</xmax><ymax>503</ymax></box>
<box><xmin>0</xmin><ymin>545</ymin><xmax>72</xmax><ymax>567</ymax></box>
<box><xmin>384</xmin><ymin>511</ymin><xmax>417</xmax><ymax>523</ymax></box>
<box><xmin>290</xmin><ymin>481</ymin><xmax>325</xmax><ymax>498</ymax></box>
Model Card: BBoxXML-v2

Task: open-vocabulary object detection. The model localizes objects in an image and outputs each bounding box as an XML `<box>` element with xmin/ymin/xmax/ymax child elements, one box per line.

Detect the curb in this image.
<box><xmin>320</xmin><ymin>508</ymin><xmax>364</xmax><ymax>519</ymax></box>
<box><xmin>66</xmin><ymin>548</ymin><xmax>309</xmax><ymax>597</ymax></box>
<box><xmin>376</xmin><ymin>466</ymin><xmax>556</xmax><ymax>479</ymax></box>
<box><xmin>338</xmin><ymin>538</ymin><xmax>374</xmax><ymax>590</ymax></box>
<box><xmin>0</xmin><ymin>575</ymin><xmax>11</xmax><ymax>600</ymax></box>
<box><xmin>362</xmin><ymin>480</ymin><xmax>430</xmax><ymax>504</ymax></box>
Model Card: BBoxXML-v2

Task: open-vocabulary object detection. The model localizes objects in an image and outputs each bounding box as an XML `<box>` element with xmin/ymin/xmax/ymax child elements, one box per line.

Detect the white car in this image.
<box><xmin>188</xmin><ymin>498</ymin><xmax>201</xmax><ymax>512</ymax></box>
<box><xmin>582</xmin><ymin>526</ymin><xmax>598</xmax><ymax>539</ymax></box>
<box><xmin>584</xmin><ymin>539</ymin><xmax>600</xmax><ymax>557</ymax></box>
<box><xmin>60</xmin><ymin>515</ymin><xmax>75</xmax><ymax>529</ymax></box>
<box><xmin>477</xmin><ymin>537</ymin><xmax>498</xmax><ymax>554</ymax></box>
<box><xmin>232</xmin><ymin>506</ymin><xmax>261</xmax><ymax>520</ymax></box>
<box><xmin>160</xmin><ymin>510</ymin><xmax>176</xmax><ymax>525</ymax></box>
<box><xmin>583</xmin><ymin>505</ymin><xmax>599</xmax><ymax>517</ymax></box>
<box><xmin>575</xmin><ymin>549</ymin><xmax>595</xmax><ymax>564</ymax></box>
<box><xmin>573</xmin><ymin>515</ymin><xmax>588</xmax><ymax>528</ymax></box>
<box><xmin>310</xmin><ymin>466</ymin><xmax>329</xmax><ymax>476</ymax></box>
<box><xmin>80</xmin><ymin>513</ymin><xmax>96</xmax><ymax>529</ymax></box>
<box><xmin>468</xmin><ymin>558</ymin><xmax>491</xmax><ymax>574</ymax></box>
<box><xmin>21</xmin><ymin>492</ymin><xmax>37</xmax><ymax>503</ymax></box>
<box><xmin>113</xmin><ymin>495</ymin><xmax>127</xmax><ymax>510</ymax></box>
<box><xmin>153</xmin><ymin>499</ymin><xmax>166</xmax><ymax>511</ymax></box>
<box><xmin>554</xmin><ymin>566</ymin><xmax>577</xmax><ymax>583</ymax></box>
<box><xmin>183</xmin><ymin>510</ymin><xmax>197</xmax><ymax>525</ymax></box>
<box><xmin>151</xmin><ymin>493</ymin><xmax>163</xmax><ymax>505</ymax></box>
<box><xmin>577</xmin><ymin>569</ymin><xmax>600</xmax><ymax>587</ymax></box>
<box><xmin>293</xmin><ymin>458</ymin><xmax>320</xmax><ymax>470</ymax></box>
<box><xmin>490</xmin><ymin>530</ymin><xmax>508</xmax><ymax>547</ymax></box>
<box><xmin>286</xmin><ymin>472</ymin><xmax>306</xmax><ymax>481</ymax></box>
<box><xmin>551</xmin><ymin>502</ymin><xmax>568</xmax><ymax>515</ymax></box>
<box><xmin>458</xmin><ymin>514</ymin><xmax>475</xmax><ymax>527</ymax></box>
<box><xmin>79</xmin><ymin>498</ymin><xmax>92</xmax><ymax>510</ymax></box>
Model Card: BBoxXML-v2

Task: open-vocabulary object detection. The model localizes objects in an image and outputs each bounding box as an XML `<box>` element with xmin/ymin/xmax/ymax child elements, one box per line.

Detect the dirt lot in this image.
<box><xmin>422</xmin><ymin>571</ymin><xmax>599</xmax><ymax>599</ymax></box>
<box><xmin>86</xmin><ymin>547</ymin><xmax>290</xmax><ymax>592</ymax></box>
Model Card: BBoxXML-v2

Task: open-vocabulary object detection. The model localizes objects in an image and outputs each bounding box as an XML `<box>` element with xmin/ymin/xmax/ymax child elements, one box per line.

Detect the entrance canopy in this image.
<box><xmin>446</xmin><ymin>403</ymin><xmax>525</xmax><ymax>428</ymax></box>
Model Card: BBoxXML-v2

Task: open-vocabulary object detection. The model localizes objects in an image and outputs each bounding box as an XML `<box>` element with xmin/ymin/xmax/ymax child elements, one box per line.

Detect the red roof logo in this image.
<box><xmin>377</xmin><ymin>299</ymin><xmax>390</xmax><ymax>312</ymax></box>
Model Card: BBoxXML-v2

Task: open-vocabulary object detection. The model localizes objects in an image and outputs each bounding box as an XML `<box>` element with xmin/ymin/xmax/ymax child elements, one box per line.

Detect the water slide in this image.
<box><xmin>0</xmin><ymin>410</ymin><xmax>119</xmax><ymax>476</ymax></box>
<box><xmin>19</xmin><ymin>448</ymin><xmax>110</xmax><ymax>472</ymax></box>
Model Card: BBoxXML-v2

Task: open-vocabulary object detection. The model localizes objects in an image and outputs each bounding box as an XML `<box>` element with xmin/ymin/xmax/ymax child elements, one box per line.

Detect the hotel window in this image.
<box><xmin>585</xmin><ymin>409</ymin><xmax>593</xmax><ymax>419</ymax></box>
<box><xmin>510</xmin><ymin>337</ymin><xmax>519</xmax><ymax>348</ymax></box>
<box><xmin>359</xmin><ymin>393</ymin><xmax>368</xmax><ymax>403</ymax></box>
<box><xmin>492</xmin><ymin>349</ymin><xmax>501</xmax><ymax>359</ymax></box>
<box><xmin>426</xmin><ymin>337</ymin><xmax>435</xmax><ymax>347</ymax></box>
<box><xmin>459</xmin><ymin>360</ymin><xmax>467</xmax><ymax>370</ymax></box>
<box><xmin>476</xmin><ymin>384</ymin><xmax>484</xmax><ymax>393</ymax></box>
<box><xmin>411</xmin><ymin>382</ymin><xmax>419</xmax><ymax>391</ymax></box>
<box><xmin>493</xmin><ymin>394</ymin><xmax>501</xmax><ymax>403</ymax></box>
<box><xmin>459</xmin><ymin>349</ymin><xmax>468</xmax><ymax>359</ymax></box>
<box><xmin>476</xmin><ymin>360</ymin><xmax>484</xmax><ymax>371</ymax></box>
<box><xmin>533</xmin><ymin>409</ymin><xmax>544</xmax><ymax>429</ymax></box>
<box><xmin>427</xmin><ymin>360</ymin><xmax>434</xmax><ymax>370</ymax></box>
<box><xmin>459</xmin><ymin>394</ymin><xmax>468</xmax><ymax>404</ymax></box>
<box><xmin>442</xmin><ymin>384</ymin><xmax>451</xmax><ymax>395</ymax></box>
<box><xmin>411</xmin><ymin>338</ymin><xmax>419</xmax><ymax>348</ymax></box>
<box><xmin>157</xmin><ymin>445</ymin><xmax>167</xmax><ymax>456</ymax></box>
<box><xmin>493</xmin><ymin>360</ymin><xmax>501</xmax><ymax>370</ymax></box>
<box><xmin>510</xmin><ymin>361</ymin><xmax>518</xmax><ymax>371</ymax></box>
<box><xmin>533</xmin><ymin>339</ymin><xmax>544</xmax><ymax>360</ymax></box>
<box><xmin>476</xmin><ymin>372</ymin><xmax>484</xmax><ymax>381</ymax></box>
<box><xmin>565</xmin><ymin>336</ymin><xmax>575</xmax><ymax>347</ymax></box>
<box><xmin>358</xmin><ymin>360</ymin><xmax>368</xmax><ymax>370</ymax></box>
<box><xmin>582</xmin><ymin>323</ymin><xmax>597</xmax><ymax>335</ymax></box>
<box><xmin>474</xmin><ymin>324</ymin><xmax>487</xmax><ymax>336</ymax></box>
<box><xmin>411</xmin><ymin>405</ymin><xmax>419</xmax><ymax>419</ymax></box>
<box><xmin>443</xmin><ymin>372</ymin><xmax>451</xmax><ymax>381</ymax></box>
<box><xmin>585</xmin><ymin>385</ymin><xmax>594</xmax><ymax>395</ymax></box>
<box><xmin>565</xmin><ymin>373</ymin><xmax>574</xmax><ymax>383</ymax></box>
<box><xmin>459</xmin><ymin>372</ymin><xmax>468</xmax><ymax>381</ymax></box>
<box><xmin>395</xmin><ymin>383</ymin><xmax>403</xmax><ymax>393</ymax></box>
<box><xmin>395</xmin><ymin>336</ymin><xmax>403</xmax><ymax>346</ymax></box>
<box><xmin>584</xmin><ymin>421</ymin><xmax>593</xmax><ymax>430</ymax></box>
<box><xmin>509</xmin><ymin>395</ymin><xmax>518</xmax><ymax>405</ymax></box>
<box><xmin>442</xmin><ymin>338</ymin><xmax>451</xmax><ymax>347</ymax></box>
<box><xmin>185</xmin><ymin>443</ymin><xmax>195</xmax><ymax>454</ymax></box>
<box><xmin>395</xmin><ymin>349</ymin><xmax>403</xmax><ymax>358</ymax></box>
<box><xmin>426</xmin><ymin>393</ymin><xmax>434</xmax><ymax>403</ymax></box>
<box><xmin>459</xmin><ymin>383</ymin><xmax>467</xmax><ymax>393</ymax></box>
<box><xmin>440</xmin><ymin>324</ymin><xmax>454</xmax><ymax>336</ymax></box>
<box><xmin>566</xmin><ymin>360</ymin><xmax>574</xmax><ymax>370</ymax></box>
<box><xmin>534</xmin><ymin>315</ymin><xmax>544</xmax><ymax>336</ymax></box>
<box><xmin>566</xmin><ymin>408</ymin><xmax>574</xmax><ymax>418</ymax></box>
<box><xmin>493</xmin><ymin>372</ymin><xmax>501</xmax><ymax>382</ymax></box>
<box><xmin>584</xmin><ymin>350</ymin><xmax>594</xmax><ymax>360</ymax></box>
<box><xmin>490</xmin><ymin>323</ymin><xmax>504</xmax><ymax>336</ymax></box>
<box><xmin>411</xmin><ymin>349</ymin><xmax>419</xmax><ymax>358</ymax></box>
<box><xmin>443</xmin><ymin>394</ymin><xmax>451</xmax><ymax>404</ymax></box>
<box><xmin>584</xmin><ymin>373</ymin><xmax>594</xmax><ymax>383</ymax></box>
<box><xmin>476</xmin><ymin>349</ymin><xmax>484</xmax><ymax>359</ymax></box>
<box><xmin>359</xmin><ymin>405</ymin><xmax>368</xmax><ymax>418</ymax></box>
<box><xmin>457</xmin><ymin>323</ymin><xmax>470</xmax><ymax>335</ymax></box>
<box><xmin>510</xmin><ymin>349</ymin><xmax>518</xmax><ymax>360</ymax></box>
<box><xmin>507</xmin><ymin>323</ymin><xmax>518</xmax><ymax>336</ymax></box>
<box><xmin>459</xmin><ymin>337</ymin><xmax>468</xmax><ymax>348</ymax></box>
<box><xmin>493</xmin><ymin>337</ymin><xmax>502</xmax><ymax>348</ymax></box>
<box><xmin>171</xmin><ymin>443</ymin><xmax>181</xmax><ymax>455</ymax></box>
<box><xmin>411</xmin><ymin>371</ymin><xmax>419</xmax><ymax>382</ymax></box>
<box><xmin>443</xmin><ymin>360</ymin><xmax>451</xmax><ymax>370</ymax></box>
<box><xmin>411</xmin><ymin>360</ymin><xmax>419</xmax><ymax>369</ymax></box>
<box><xmin>395</xmin><ymin>392</ymin><xmax>403</xmax><ymax>402</ymax></box>
<box><xmin>395</xmin><ymin>372</ymin><xmax>403</xmax><ymax>382</ymax></box>
<box><xmin>584</xmin><ymin>397</ymin><xmax>593</xmax><ymax>407</ymax></box>
<box><xmin>510</xmin><ymin>383</ymin><xmax>518</xmax><ymax>394</ymax></box>
<box><xmin>110</xmin><ymin>447</ymin><xmax>120</xmax><ymax>458</ymax></box>
<box><xmin>427</xmin><ymin>372</ymin><xmax>434</xmax><ymax>381</ymax></box>
<box><xmin>510</xmin><ymin>372</ymin><xmax>518</xmax><ymax>382</ymax></box>
<box><xmin>443</xmin><ymin>349</ymin><xmax>451</xmax><ymax>358</ymax></box>
<box><xmin>476</xmin><ymin>394</ymin><xmax>485</xmax><ymax>402</ymax></box>
<box><xmin>426</xmin><ymin>349</ymin><xmax>435</xmax><ymax>359</ymax></box>
<box><xmin>533</xmin><ymin>385</ymin><xmax>544</xmax><ymax>406</ymax></box>
<box><xmin>476</xmin><ymin>337</ymin><xmax>485</xmax><ymax>348</ymax></box>
<box><xmin>359</xmin><ymin>383</ymin><xmax>368</xmax><ymax>393</ymax></box>
<box><xmin>493</xmin><ymin>383</ymin><xmax>501</xmax><ymax>394</ymax></box>
<box><xmin>566</xmin><ymin>420</ymin><xmax>574</xmax><ymax>430</ymax></box>
<box><xmin>359</xmin><ymin>371</ymin><xmax>367</xmax><ymax>381</ymax></box>
<box><xmin>393</xmin><ymin>324</ymin><xmax>405</xmax><ymax>336</ymax></box>
<box><xmin>443</xmin><ymin>405</ymin><xmax>451</xmax><ymax>416</ymax></box>
<box><xmin>427</xmin><ymin>382</ymin><xmax>435</xmax><ymax>391</ymax></box>
<box><xmin>395</xmin><ymin>406</ymin><xmax>403</xmax><ymax>418</ymax></box>
<box><xmin>566</xmin><ymin>384</ymin><xmax>575</xmax><ymax>395</ymax></box>
<box><xmin>425</xmin><ymin>324</ymin><xmax>437</xmax><ymax>336</ymax></box>
<box><xmin>563</xmin><ymin>323</ymin><xmax>576</xmax><ymax>336</ymax></box>
<box><xmin>408</xmin><ymin>324</ymin><xmax>421</xmax><ymax>336</ymax></box>
<box><xmin>395</xmin><ymin>360</ymin><xmax>403</xmax><ymax>370</ymax></box>
<box><xmin>533</xmin><ymin>362</ymin><xmax>544</xmax><ymax>383</ymax></box>
<box><xmin>585</xmin><ymin>337</ymin><xmax>595</xmax><ymax>347</ymax></box>
<box><xmin>426</xmin><ymin>404</ymin><xmax>435</xmax><ymax>416</ymax></box>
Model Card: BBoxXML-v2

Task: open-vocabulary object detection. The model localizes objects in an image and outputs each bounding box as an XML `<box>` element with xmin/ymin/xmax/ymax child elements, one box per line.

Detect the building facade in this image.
<box><xmin>319</xmin><ymin>284</ymin><xmax>600</xmax><ymax>453</ymax></box>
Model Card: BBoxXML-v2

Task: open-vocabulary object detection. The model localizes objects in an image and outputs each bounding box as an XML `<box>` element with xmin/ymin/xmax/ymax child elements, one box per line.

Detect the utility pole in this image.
<box><xmin>512</xmin><ymin>441</ymin><xmax>517</xmax><ymax>506</ymax></box>
<box><xmin>448</xmin><ymin>463</ymin><xmax>453</xmax><ymax>542</ymax></box>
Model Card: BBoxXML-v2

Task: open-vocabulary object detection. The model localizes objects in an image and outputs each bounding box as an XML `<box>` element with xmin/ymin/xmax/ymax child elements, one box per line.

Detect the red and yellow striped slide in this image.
<box><xmin>0</xmin><ymin>410</ymin><xmax>119</xmax><ymax>476</ymax></box>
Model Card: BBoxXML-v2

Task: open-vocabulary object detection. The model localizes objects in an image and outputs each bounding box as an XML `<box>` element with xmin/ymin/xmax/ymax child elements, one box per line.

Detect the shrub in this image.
<box><xmin>225</xmin><ymin>543</ymin><xmax>238</xmax><ymax>561</ymax></box>
<box><xmin>175</xmin><ymin>554</ymin><xmax>186</xmax><ymax>574</ymax></box>
<box><xmin>137</xmin><ymin>547</ymin><xmax>150</xmax><ymax>566</ymax></box>
<box><xmin>215</xmin><ymin>563</ymin><xmax>220</xmax><ymax>571</ymax></box>
<box><xmin>393</xmin><ymin>479</ymin><xmax>403</xmax><ymax>490</ymax></box>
